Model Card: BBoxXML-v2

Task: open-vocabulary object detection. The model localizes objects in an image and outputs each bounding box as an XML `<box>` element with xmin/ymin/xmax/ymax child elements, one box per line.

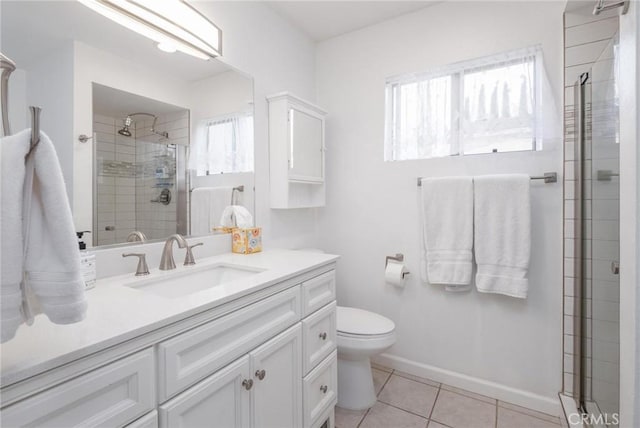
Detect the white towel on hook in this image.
<box><xmin>474</xmin><ymin>174</ymin><xmax>531</xmax><ymax>298</ymax></box>
<box><xmin>1</xmin><ymin>129</ymin><xmax>87</xmax><ymax>343</ymax></box>
<box><xmin>420</xmin><ymin>176</ymin><xmax>474</xmax><ymax>291</ymax></box>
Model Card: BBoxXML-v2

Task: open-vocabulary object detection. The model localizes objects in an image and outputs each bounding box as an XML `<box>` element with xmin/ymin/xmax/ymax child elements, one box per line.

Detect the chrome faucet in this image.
<box><xmin>126</xmin><ymin>230</ymin><xmax>147</xmax><ymax>243</ymax></box>
<box><xmin>159</xmin><ymin>234</ymin><xmax>188</xmax><ymax>270</ymax></box>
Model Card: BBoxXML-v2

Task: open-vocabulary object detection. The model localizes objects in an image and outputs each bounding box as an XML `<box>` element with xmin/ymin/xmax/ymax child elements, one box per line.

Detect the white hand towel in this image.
<box><xmin>474</xmin><ymin>174</ymin><xmax>531</xmax><ymax>298</ymax></box>
<box><xmin>420</xmin><ymin>177</ymin><xmax>474</xmax><ymax>290</ymax></box>
<box><xmin>190</xmin><ymin>187</ymin><xmax>233</xmax><ymax>234</ymax></box>
<box><xmin>1</xmin><ymin>130</ymin><xmax>87</xmax><ymax>343</ymax></box>
<box><xmin>220</xmin><ymin>205</ymin><xmax>254</xmax><ymax>229</ymax></box>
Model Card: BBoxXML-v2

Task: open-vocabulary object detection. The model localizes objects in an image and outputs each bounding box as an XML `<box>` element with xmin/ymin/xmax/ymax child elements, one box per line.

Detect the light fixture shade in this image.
<box><xmin>78</xmin><ymin>0</ymin><xmax>222</xmax><ymax>60</ymax></box>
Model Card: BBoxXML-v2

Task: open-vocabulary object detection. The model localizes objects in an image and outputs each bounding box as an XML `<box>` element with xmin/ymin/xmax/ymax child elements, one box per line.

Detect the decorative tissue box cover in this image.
<box><xmin>232</xmin><ymin>228</ymin><xmax>262</xmax><ymax>254</ymax></box>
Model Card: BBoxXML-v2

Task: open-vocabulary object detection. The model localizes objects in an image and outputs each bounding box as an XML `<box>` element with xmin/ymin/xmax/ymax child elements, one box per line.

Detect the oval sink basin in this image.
<box><xmin>125</xmin><ymin>264</ymin><xmax>265</xmax><ymax>298</ymax></box>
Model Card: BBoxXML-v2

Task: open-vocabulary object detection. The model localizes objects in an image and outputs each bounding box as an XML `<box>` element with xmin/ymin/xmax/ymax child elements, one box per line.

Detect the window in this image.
<box><xmin>385</xmin><ymin>47</ymin><xmax>541</xmax><ymax>161</ymax></box>
<box><xmin>190</xmin><ymin>112</ymin><xmax>254</xmax><ymax>176</ymax></box>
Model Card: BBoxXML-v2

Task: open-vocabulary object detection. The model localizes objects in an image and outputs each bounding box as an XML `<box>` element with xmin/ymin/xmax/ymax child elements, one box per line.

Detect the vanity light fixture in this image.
<box><xmin>78</xmin><ymin>0</ymin><xmax>222</xmax><ymax>60</ymax></box>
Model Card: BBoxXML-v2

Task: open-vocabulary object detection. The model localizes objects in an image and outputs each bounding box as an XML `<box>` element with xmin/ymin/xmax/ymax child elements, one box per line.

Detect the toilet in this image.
<box><xmin>336</xmin><ymin>306</ymin><xmax>396</xmax><ymax>410</ymax></box>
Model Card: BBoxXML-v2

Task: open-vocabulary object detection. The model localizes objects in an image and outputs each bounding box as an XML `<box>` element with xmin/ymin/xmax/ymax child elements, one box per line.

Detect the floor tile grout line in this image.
<box><xmin>497</xmin><ymin>402</ymin><xmax>563</xmax><ymax>425</ymax></box>
<box><xmin>440</xmin><ymin>385</ymin><xmax>497</xmax><ymax>406</ymax></box>
<box><xmin>495</xmin><ymin>400</ymin><xmax>499</xmax><ymax>428</ymax></box>
<box><xmin>376</xmin><ymin>369</ymin><xmax>394</xmax><ymax>397</ymax></box>
<box><xmin>355</xmin><ymin>407</ymin><xmax>371</xmax><ymax>428</ymax></box>
<box><xmin>376</xmin><ymin>398</ymin><xmax>431</xmax><ymax>421</ymax></box>
<box><xmin>427</xmin><ymin>384</ymin><xmax>442</xmax><ymax>421</ymax></box>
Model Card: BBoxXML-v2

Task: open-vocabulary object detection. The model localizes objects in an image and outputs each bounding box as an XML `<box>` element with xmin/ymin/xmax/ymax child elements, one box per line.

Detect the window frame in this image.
<box><xmin>385</xmin><ymin>46</ymin><xmax>541</xmax><ymax>161</ymax></box>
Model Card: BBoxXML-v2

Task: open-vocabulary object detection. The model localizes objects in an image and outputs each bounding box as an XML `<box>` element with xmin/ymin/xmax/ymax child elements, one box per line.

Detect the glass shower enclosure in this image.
<box><xmin>573</xmin><ymin>33</ymin><xmax>620</xmax><ymax>424</ymax></box>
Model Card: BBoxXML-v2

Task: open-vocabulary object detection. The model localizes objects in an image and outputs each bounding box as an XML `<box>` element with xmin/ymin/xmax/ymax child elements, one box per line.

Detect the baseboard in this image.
<box><xmin>374</xmin><ymin>353</ymin><xmax>561</xmax><ymax>417</ymax></box>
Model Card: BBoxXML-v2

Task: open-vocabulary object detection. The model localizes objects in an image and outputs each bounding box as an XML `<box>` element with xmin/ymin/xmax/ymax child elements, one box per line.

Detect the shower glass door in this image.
<box><xmin>581</xmin><ymin>32</ymin><xmax>620</xmax><ymax>422</ymax></box>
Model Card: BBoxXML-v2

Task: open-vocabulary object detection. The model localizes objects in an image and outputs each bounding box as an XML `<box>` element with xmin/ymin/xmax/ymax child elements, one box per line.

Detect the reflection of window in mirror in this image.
<box><xmin>191</xmin><ymin>112</ymin><xmax>254</xmax><ymax>176</ymax></box>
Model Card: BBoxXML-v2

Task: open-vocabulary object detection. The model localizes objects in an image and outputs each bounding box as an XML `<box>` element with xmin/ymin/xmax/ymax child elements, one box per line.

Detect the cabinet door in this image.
<box><xmin>250</xmin><ymin>324</ymin><xmax>303</xmax><ymax>428</ymax></box>
<box><xmin>159</xmin><ymin>356</ymin><xmax>251</xmax><ymax>428</ymax></box>
<box><xmin>289</xmin><ymin>107</ymin><xmax>324</xmax><ymax>182</ymax></box>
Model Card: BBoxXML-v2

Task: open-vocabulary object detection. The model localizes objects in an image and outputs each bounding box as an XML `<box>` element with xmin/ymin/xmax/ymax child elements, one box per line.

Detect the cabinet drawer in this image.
<box><xmin>158</xmin><ymin>285</ymin><xmax>301</xmax><ymax>401</ymax></box>
<box><xmin>302</xmin><ymin>271</ymin><xmax>336</xmax><ymax>316</ymax></box>
<box><xmin>1</xmin><ymin>348</ymin><xmax>155</xmax><ymax>428</ymax></box>
<box><xmin>302</xmin><ymin>302</ymin><xmax>337</xmax><ymax>375</ymax></box>
<box><xmin>126</xmin><ymin>411</ymin><xmax>158</xmax><ymax>428</ymax></box>
<box><xmin>303</xmin><ymin>350</ymin><xmax>338</xmax><ymax>428</ymax></box>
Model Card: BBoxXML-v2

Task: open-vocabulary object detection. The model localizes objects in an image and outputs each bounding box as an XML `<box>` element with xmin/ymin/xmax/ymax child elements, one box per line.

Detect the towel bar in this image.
<box><xmin>417</xmin><ymin>172</ymin><xmax>557</xmax><ymax>186</ymax></box>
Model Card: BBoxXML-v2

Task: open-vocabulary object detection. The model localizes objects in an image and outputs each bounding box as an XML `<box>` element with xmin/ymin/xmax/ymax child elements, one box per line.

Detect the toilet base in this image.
<box><xmin>337</xmin><ymin>356</ymin><xmax>377</xmax><ymax>410</ymax></box>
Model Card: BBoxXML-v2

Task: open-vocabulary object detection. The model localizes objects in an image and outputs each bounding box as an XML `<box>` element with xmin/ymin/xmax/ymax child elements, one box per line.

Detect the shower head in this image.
<box><xmin>118</xmin><ymin>113</ymin><xmax>169</xmax><ymax>140</ymax></box>
<box><xmin>118</xmin><ymin>116</ymin><xmax>133</xmax><ymax>137</ymax></box>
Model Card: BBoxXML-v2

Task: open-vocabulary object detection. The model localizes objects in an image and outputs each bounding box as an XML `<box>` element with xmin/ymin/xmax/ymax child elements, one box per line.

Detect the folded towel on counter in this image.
<box><xmin>474</xmin><ymin>174</ymin><xmax>531</xmax><ymax>298</ymax></box>
<box><xmin>1</xmin><ymin>130</ymin><xmax>87</xmax><ymax>343</ymax></box>
<box><xmin>190</xmin><ymin>187</ymin><xmax>233</xmax><ymax>235</ymax></box>
<box><xmin>420</xmin><ymin>176</ymin><xmax>474</xmax><ymax>292</ymax></box>
<box><xmin>220</xmin><ymin>205</ymin><xmax>254</xmax><ymax>229</ymax></box>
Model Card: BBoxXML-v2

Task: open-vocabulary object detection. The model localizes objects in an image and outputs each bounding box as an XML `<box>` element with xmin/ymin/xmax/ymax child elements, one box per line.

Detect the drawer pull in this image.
<box><xmin>319</xmin><ymin>332</ymin><xmax>327</xmax><ymax>340</ymax></box>
<box><xmin>320</xmin><ymin>384</ymin><xmax>328</xmax><ymax>394</ymax></box>
<box><xmin>255</xmin><ymin>369</ymin><xmax>266</xmax><ymax>380</ymax></box>
<box><xmin>242</xmin><ymin>379</ymin><xmax>254</xmax><ymax>390</ymax></box>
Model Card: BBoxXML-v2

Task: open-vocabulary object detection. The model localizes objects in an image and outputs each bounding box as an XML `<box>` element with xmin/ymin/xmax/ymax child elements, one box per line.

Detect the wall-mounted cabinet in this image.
<box><xmin>268</xmin><ymin>92</ymin><xmax>327</xmax><ymax>208</ymax></box>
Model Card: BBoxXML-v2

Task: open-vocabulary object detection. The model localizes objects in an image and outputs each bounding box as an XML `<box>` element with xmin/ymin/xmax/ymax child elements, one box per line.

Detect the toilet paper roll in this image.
<box><xmin>385</xmin><ymin>261</ymin><xmax>408</xmax><ymax>287</ymax></box>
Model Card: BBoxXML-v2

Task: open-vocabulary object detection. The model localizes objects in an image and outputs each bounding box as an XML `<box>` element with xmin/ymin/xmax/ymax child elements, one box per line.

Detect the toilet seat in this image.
<box><xmin>337</xmin><ymin>306</ymin><xmax>395</xmax><ymax>337</ymax></box>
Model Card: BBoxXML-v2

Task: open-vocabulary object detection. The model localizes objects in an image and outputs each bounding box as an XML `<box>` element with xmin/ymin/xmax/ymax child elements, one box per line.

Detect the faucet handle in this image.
<box><xmin>122</xmin><ymin>253</ymin><xmax>150</xmax><ymax>276</ymax></box>
<box><xmin>184</xmin><ymin>242</ymin><xmax>204</xmax><ymax>266</ymax></box>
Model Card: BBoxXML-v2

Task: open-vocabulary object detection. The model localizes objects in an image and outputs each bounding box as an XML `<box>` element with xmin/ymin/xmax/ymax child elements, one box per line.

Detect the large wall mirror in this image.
<box><xmin>1</xmin><ymin>1</ymin><xmax>255</xmax><ymax>248</ymax></box>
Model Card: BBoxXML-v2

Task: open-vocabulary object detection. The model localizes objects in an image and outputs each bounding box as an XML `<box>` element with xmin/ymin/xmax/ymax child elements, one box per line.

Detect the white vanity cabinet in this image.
<box><xmin>1</xmin><ymin>266</ymin><xmax>338</xmax><ymax>428</ymax></box>
<box><xmin>268</xmin><ymin>92</ymin><xmax>327</xmax><ymax>209</ymax></box>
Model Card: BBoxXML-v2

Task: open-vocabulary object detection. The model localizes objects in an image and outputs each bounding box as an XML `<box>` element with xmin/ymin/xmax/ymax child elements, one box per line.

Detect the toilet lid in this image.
<box><xmin>337</xmin><ymin>306</ymin><xmax>395</xmax><ymax>336</ymax></box>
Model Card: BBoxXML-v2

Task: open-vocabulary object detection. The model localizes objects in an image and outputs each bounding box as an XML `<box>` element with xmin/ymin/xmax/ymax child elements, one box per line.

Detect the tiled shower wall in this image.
<box><xmin>94</xmin><ymin>114</ymin><xmax>136</xmax><ymax>245</ymax></box>
<box><xmin>562</xmin><ymin>5</ymin><xmax>619</xmax><ymax>412</ymax></box>
<box><xmin>93</xmin><ymin>111</ymin><xmax>188</xmax><ymax>245</ymax></box>
<box><xmin>134</xmin><ymin>111</ymin><xmax>189</xmax><ymax>241</ymax></box>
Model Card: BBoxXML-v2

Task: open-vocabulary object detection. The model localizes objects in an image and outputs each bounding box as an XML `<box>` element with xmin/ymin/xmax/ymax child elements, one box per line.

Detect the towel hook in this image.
<box><xmin>25</xmin><ymin>106</ymin><xmax>41</xmax><ymax>161</ymax></box>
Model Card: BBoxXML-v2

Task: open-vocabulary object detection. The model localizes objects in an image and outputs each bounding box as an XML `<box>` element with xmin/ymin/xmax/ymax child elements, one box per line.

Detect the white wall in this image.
<box><xmin>193</xmin><ymin>1</ymin><xmax>320</xmax><ymax>249</ymax></box>
<box><xmin>24</xmin><ymin>43</ymin><xmax>75</xmax><ymax>199</ymax></box>
<box><xmin>316</xmin><ymin>1</ymin><xmax>565</xmax><ymax>414</ymax></box>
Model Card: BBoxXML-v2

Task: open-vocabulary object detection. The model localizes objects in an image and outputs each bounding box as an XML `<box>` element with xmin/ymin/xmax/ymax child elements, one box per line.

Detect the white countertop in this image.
<box><xmin>0</xmin><ymin>250</ymin><xmax>339</xmax><ymax>387</ymax></box>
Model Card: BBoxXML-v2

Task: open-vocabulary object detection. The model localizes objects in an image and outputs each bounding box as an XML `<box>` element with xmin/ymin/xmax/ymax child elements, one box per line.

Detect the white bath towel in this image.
<box><xmin>220</xmin><ymin>205</ymin><xmax>253</xmax><ymax>229</ymax></box>
<box><xmin>190</xmin><ymin>187</ymin><xmax>233</xmax><ymax>235</ymax></box>
<box><xmin>420</xmin><ymin>177</ymin><xmax>474</xmax><ymax>291</ymax></box>
<box><xmin>1</xmin><ymin>130</ymin><xmax>87</xmax><ymax>343</ymax></box>
<box><xmin>474</xmin><ymin>174</ymin><xmax>531</xmax><ymax>298</ymax></box>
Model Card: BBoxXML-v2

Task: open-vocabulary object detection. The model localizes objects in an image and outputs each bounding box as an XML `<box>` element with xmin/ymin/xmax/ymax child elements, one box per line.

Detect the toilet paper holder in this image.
<box><xmin>385</xmin><ymin>253</ymin><xmax>410</xmax><ymax>277</ymax></box>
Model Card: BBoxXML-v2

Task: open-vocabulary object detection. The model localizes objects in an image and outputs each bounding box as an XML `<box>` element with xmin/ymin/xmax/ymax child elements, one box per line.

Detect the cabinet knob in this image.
<box><xmin>242</xmin><ymin>379</ymin><xmax>253</xmax><ymax>390</ymax></box>
<box><xmin>255</xmin><ymin>369</ymin><xmax>266</xmax><ymax>380</ymax></box>
<box><xmin>319</xmin><ymin>332</ymin><xmax>327</xmax><ymax>340</ymax></box>
<box><xmin>320</xmin><ymin>385</ymin><xmax>328</xmax><ymax>394</ymax></box>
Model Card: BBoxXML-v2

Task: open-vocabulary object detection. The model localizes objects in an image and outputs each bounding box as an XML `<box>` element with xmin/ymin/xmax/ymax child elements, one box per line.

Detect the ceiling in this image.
<box><xmin>266</xmin><ymin>1</ymin><xmax>439</xmax><ymax>41</ymax></box>
<box><xmin>0</xmin><ymin>1</ymin><xmax>230</xmax><ymax>82</ymax></box>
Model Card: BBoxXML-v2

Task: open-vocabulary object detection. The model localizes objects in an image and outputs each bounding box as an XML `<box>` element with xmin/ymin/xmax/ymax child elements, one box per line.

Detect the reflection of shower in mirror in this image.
<box><xmin>118</xmin><ymin>112</ymin><xmax>169</xmax><ymax>140</ymax></box>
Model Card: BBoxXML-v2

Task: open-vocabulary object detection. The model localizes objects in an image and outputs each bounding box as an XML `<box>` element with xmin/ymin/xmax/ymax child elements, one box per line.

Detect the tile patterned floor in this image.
<box><xmin>335</xmin><ymin>364</ymin><xmax>563</xmax><ymax>428</ymax></box>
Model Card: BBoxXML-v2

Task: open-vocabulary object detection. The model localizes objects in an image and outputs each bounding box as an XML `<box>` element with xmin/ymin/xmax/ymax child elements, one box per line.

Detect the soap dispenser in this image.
<box><xmin>76</xmin><ymin>231</ymin><xmax>96</xmax><ymax>290</ymax></box>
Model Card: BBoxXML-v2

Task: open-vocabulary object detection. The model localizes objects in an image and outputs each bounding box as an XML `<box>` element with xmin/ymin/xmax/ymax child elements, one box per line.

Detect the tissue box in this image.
<box><xmin>232</xmin><ymin>228</ymin><xmax>262</xmax><ymax>254</ymax></box>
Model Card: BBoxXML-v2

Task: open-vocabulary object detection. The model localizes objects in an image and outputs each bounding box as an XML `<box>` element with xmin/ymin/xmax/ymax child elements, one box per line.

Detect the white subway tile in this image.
<box><xmin>565</xmin><ymin>17</ymin><xmax>618</xmax><ymax>47</ymax></box>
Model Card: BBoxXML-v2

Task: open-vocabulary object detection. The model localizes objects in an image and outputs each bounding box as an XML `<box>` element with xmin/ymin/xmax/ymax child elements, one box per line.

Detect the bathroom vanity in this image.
<box><xmin>0</xmin><ymin>250</ymin><xmax>338</xmax><ymax>428</ymax></box>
